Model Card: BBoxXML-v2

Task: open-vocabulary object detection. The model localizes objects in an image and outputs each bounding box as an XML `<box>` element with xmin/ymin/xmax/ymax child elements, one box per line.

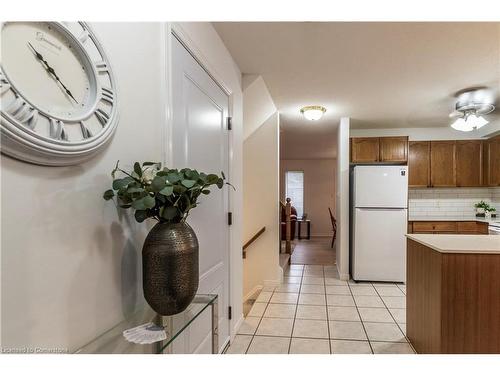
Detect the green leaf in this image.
<box><xmin>216</xmin><ymin>178</ymin><xmax>224</xmax><ymax>189</ymax></box>
<box><xmin>142</xmin><ymin>195</ymin><xmax>156</xmax><ymax>209</ymax></box>
<box><xmin>132</xmin><ymin>195</ymin><xmax>156</xmax><ymax>210</ymax></box>
<box><xmin>112</xmin><ymin>177</ymin><xmax>134</xmax><ymax>190</ymax></box>
<box><xmin>134</xmin><ymin>210</ymin><xmax>149</xmax><ymax>223</ymax></box>
<box><xmin>206</xmin><ymin>174</ymin><xmax>219</xmax><ymax>184</ymax></box>
<box><xmin>221</xmin><ymin>171</ymin><xmax>226</xmax><ymax>179</ymax></box>
<box><xmin>127</xmin><ymin>187</ymin><xmax>144</xmax><ymax>194</ymax></box>
<box><xmin>150</xmin><ymin>176</ymin><xmax>166</xmax><ymax>192</ymax></box>
<box><xmin>167</xmin><ymin>172</ymin><xmax>182</xmax><ymax>183</ymax></box>
<box><xmin>162</xmin><ymin>206</ymin><xmax>178</xmax><ymax>220</ymax></box>
<box><xmin>201</xmin><ymin>189</ymin><xmax>210</xmax><ymax>195</ymax></box>
<box><xmin>159</xmin><ymin>185</ymin><xmax>174</xmax><ymax>196</ymax></box>
<box><xmin>142</xmin><ymin>161</ymin><xmax>157</xmax><ymax>166</ymax></box>
<box><xmin>181</xmin><ymin>179</ymin><xmax>196</xmax><ymax>188</ymax></box>
<box><xmin>103</xmin><ymin>189</ymin><xmax>115</xmax><ymax>200</ymax></box>
<box><xmin>134</xmin><ymin>162</ymin><xmax>142</xmax><ymax>176</ymax></box>
<box><xmin>173</xmin><ymin>185</ymin><xmax>187</xmax><ymax>194</ymax></box>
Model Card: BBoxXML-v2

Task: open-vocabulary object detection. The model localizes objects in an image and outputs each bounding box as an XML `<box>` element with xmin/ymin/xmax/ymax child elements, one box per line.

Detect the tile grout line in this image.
<box><xmin>372</xmin><ymin>284</ymin><xmax>415</xmax><ymax>353</ymax></box>
<box><xmin>287</xmin><ymin>265</ymin><xmax>304</xmax><ymax>354</ymax></box>
<box><xmin>244</xmin><ymin>287</ymin><xmax>275</xmax><ymax>353</ymax></box>
<box><xmin>347</xmin><ymin>281</ymin><xmax>374</xmax><ymax>354</ymax></box>
<box><xmin>372</xmin><ymin>285</ymin><xmax>408</xmax><ymax>341</ymax></box>
<box><xmin>323</xmin><ymin>266</ymin><xmax>333</xmax><ymax>354</ymax></box>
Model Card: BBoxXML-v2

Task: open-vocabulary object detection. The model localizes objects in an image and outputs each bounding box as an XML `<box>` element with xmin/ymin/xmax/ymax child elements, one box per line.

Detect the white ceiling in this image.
<box><xmin>214</xmin><ymin>22</ymin><xmax>500</xmax><ymax>159</ymax></box>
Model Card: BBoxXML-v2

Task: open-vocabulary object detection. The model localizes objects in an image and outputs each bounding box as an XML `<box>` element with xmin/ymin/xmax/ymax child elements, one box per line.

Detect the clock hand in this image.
<box><xmin>27</xmin><ymin>42</ymin><xmax>79</xmax><ymax>104</ymax></box>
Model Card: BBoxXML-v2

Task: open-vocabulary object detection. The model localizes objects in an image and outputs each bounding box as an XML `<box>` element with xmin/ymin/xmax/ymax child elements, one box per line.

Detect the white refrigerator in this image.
<box><xmin>351</xmin><ymin>165</ymin><xmax>408</xmax><ymax>282</ymax></box>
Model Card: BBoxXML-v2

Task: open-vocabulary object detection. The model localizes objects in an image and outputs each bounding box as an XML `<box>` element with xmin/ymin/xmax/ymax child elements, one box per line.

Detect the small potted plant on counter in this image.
<box><xmin>103</xmin><ymin>161</ymin><xmax>233</xmax><ymax>316</ymax></box>
<box><xmin>474</xmin><ymin>200</ymin><xmax>496</xmax><ymax>218</ymax></box>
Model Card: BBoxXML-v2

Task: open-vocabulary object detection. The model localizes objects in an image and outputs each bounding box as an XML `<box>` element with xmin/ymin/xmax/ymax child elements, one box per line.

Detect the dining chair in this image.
<box><xmin>328</xmin><ymin>207</ymin><xmax>337</xmax><ymax>248</ymax></box>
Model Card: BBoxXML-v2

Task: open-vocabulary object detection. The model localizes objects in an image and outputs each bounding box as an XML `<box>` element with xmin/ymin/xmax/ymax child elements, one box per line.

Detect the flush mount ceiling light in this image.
<box><xmin>300</xmin><ymin>105</ymin><xmax>326</xmax><ymax>121</ymax></box>
<box><xmin>449</xmin><ymin>88</ymin><xmax>495</xmax><ymax>132</ymax></box>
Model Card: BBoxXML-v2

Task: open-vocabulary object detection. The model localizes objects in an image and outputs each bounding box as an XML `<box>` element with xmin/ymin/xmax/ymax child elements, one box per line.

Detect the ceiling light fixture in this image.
<box><xmin>451</xmin><ymin>114</ymin><xmax>489</xmax><ymax>132</ymax></box>
<box><xmin>449</xmin><ymin>88</ymin><xmax>495</xmax><ymax>132</ymax></box>
<box><xmin>300</xmin><ymin>105</ymin><xmax>326</xmax><ymax>121</ymax></box>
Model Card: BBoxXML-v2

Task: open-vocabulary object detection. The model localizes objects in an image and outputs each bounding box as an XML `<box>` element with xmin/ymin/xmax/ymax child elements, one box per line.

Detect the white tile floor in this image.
<box><xmin>226</xmin><ymin>265</ymin><xmax>415</xmax><ymax>354</ymax></box>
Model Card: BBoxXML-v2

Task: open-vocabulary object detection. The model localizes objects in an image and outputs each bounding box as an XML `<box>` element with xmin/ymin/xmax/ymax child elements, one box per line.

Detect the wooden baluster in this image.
<box><xmin>285</xmin><ymin>198</ymin><xmax>292</xmax><ymax>254</ymax></box>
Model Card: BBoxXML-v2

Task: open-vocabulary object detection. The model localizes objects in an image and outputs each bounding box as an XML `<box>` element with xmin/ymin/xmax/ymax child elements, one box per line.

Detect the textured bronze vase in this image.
<box><xmin>142</xmin><ymin>222</ymin><xmax>199</xmax><ymax>316</ymax></box>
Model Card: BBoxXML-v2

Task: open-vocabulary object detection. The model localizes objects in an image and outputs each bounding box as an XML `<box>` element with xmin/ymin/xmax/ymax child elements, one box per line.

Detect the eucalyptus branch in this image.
<box><xmin>103</xmin><ymin>162</ymin><xmax>233</xmax><ymax>224</ymax></box>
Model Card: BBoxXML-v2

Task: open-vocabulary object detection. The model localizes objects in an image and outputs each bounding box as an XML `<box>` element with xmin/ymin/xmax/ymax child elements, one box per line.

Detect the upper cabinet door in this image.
<box><xmin>408</xmin><ymin>141</ymin><xmax>430</xmax><ymax>188</ymax></box>
<box><xmin>430</xmin><ymin>141</ymin><xmax>456</xmax><ymax>187</ymax></box>
<box><xmin>379</xmin><ymin>136</ymin><xmax>408</xmax><ymax>163</ymax></box>
<box><xmin>484</xmin><ymin>136</ymin><xmax>500</xmax><ymax>187</ymax></box>
<box><xmin>456</xmin><ymin>140</ymin><xmax>483</xmax><ymax>187</ymax></box>
<box><xmin>350</xmin><ymin>137</ymin><xmax>380</xmax><ymax>163</ymax></box>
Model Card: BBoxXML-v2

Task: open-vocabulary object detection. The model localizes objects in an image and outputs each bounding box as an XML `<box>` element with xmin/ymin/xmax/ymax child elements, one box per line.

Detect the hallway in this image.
<box><xmin>227</xmin><ymin>265</ymin><xmax>412</xmax><ymax>354</ymax></box>
<box><xmin>290</xmin><ymin>237</ymin><xmax>336</xmax><ymax>265</ymax></box>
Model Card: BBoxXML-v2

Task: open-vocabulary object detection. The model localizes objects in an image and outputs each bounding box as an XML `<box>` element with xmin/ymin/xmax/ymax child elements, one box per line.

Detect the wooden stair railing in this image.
<box><xmin>284</xmin><ymin>198</ymin><xmax>292</xmax><ymax>255</ymax></box>
<box><xmin>242</xmin><ymin>226</ymin><xmax>266</xmax><ymax>259</ymax></box>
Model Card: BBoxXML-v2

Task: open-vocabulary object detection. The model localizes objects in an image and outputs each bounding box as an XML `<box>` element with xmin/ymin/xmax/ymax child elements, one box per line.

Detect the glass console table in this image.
<box><xmin>75</xmin><ymin>294</ymin><xmax>218</xmax><ymax>354</ymax></box>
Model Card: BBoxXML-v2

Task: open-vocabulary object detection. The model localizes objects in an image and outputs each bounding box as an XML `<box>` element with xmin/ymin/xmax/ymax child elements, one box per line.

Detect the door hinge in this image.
<box><xmin>227</xmin><ymin>116</ymin><xmax>232</xmax><ymax>130</ymax></box>
<box><xmin>228</xmin><ymin>306</ymin><xmax>232</xmax><ymax>320</ymax></box>
<box><xmin>227</xmin><ymin>212</ymin><xmax>233</xmax><ymax>226</ymax></box>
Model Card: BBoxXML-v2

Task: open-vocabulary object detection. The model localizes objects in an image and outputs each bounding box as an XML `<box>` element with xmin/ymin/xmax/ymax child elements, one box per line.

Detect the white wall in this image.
<box><xmin>336</xmin><ymin>118</ymin><xmax>350</xmax><ymax>281</ymax></box>
<box><xmin>0</xmin><ymin>22</ymin><xmax>244</xmax><ymax>352</ymax></box>
<box><xmin>280</xmin><ymin>159</ymin><xmax>336</xmax><ymax>237</ymax></box>
<box><xmin>242</xmin><ymin>76</ymin><xmax>280</xmax><ymax>299</ymax></box>
<box><xmin>241</xmin><ymin>75</ymin><xmax>276</xmax><ymax>141</ymax></box>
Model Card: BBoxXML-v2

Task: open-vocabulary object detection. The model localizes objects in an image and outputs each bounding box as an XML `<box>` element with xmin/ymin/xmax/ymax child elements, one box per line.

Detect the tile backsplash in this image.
<box><xmin>409</xmin><ymin>187</ymin><xmax>500</xmax><ymax>217</ymax></box>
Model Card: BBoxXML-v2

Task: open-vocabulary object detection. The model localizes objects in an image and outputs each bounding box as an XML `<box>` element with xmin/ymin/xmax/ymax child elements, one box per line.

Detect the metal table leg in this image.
<box><xmin>211</xmin><ymin>295</ymin><xmax>219</xmax><ymax>354</ymax></box>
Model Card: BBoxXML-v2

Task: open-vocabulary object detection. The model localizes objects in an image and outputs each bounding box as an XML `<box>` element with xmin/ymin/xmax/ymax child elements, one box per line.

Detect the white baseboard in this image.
<box><xmin>232</xmin><ymin>313</ymin><xmax>244</xmax><ymax>339</ymax></box>
<box><xmin>243</xmin><ymin>285</ymin><xmax>262</xmax><ymax>302</ymax></box>
<box><xmin>336</xmin><ymin>263</ymin><xmax>350</xmax><ymax>281</ymax></box>
<box><xmin>263</xmin><ymin>278</ymin><xmax>282</xmax><ymax>287</ymax></box>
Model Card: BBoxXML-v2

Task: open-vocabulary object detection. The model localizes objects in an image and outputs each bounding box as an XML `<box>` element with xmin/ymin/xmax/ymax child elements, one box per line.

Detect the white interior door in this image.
<box><xmin>170</xmin><ymin>34</ymin><xmax>230</xmax><ymax>353</ymax></box>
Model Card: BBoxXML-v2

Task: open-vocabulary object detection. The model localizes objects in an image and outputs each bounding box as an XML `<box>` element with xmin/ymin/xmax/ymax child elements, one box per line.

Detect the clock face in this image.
<box><xmin>0</xmin><ymin>22</ymin><xmax>118</xmax><ymax>166</ymax></box>
<box><xmin>2</xmin><ymin>22</ymin><xmax>96</xmax><ymax>121</ymax></box>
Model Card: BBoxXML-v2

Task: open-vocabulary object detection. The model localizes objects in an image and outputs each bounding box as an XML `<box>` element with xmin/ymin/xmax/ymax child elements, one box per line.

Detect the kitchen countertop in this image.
<box><xmin>406</xmin><ymin>234</ymin><xmax>500</xmax><ymax>254</ymax></box>
<box><xmin>408</xmin><ymin>215</ymin><xmax>499</xmax><ymax>225</ymax></box>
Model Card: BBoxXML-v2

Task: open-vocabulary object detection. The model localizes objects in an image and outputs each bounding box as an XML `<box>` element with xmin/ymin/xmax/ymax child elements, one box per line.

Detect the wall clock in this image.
<box><xmin>0</xmin><ymin>22</ymin><xmax>118</xmax><ymax>166</ymax></box>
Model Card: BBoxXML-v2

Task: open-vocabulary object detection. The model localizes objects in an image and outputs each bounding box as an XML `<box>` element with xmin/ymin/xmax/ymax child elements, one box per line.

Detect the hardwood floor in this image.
<box><xmin>290</xmin><ymin>237</ymin><xmax>336</xmax><ymax>265</ymax></box>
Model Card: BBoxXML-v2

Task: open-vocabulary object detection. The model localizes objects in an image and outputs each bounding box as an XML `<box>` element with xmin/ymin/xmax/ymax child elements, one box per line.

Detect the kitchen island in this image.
<box><xmin>406</xmin><ymin>234</ymin><xmax>500</xmax><ymax>354</ymax></box>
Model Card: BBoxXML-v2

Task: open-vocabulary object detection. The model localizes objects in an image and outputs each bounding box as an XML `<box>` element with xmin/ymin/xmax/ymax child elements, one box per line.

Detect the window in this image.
<box><xmin>285</xmin><ymin>171</ymin><xmax>304</xmax><ymax>218</ymax></box>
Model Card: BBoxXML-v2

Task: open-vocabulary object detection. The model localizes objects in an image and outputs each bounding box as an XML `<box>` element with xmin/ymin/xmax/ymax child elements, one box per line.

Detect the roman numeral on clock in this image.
<box><xmin>101</xmin><ymin>87</ymin><xmax>114</xmax><ymax>104</ymax></box>
<box><xmin>95</xmin><ymin>109</ymin><xmax>110</xmax><ymax>127</ymax></box>
<box><xmin>4</xmin><ymin>97</ymin><xmax>38</xmax><ymax>129</ymax></box>
<box><xmin>50</xmin><ymin>119</ymin><xmax>68</xmax><ymax>141</ymax></box>
<box><xmin>78</xmin><ymin>29</ymin><xmax>90</xmax><ymax>44</ymax></box>
<box><xmin>95</xmin><ymin>61</ymin><xmax>109</xmax><ymax>73</ymax></box>
<box><xmin>80</xmin><ymin>122</ymin><xmax>93</xmax><ymax>139</ymax></box>
<box><xmin>0</xmin><ymin>72</ymin><xmax>11</xmax><ymax>94</ymax></box>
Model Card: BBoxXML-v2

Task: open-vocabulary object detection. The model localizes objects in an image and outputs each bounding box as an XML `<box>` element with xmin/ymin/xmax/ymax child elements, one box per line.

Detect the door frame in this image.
<box><xmin>161</xmin><ymin>22</ymin><xmax>235</xmax><ymax>352</ymax></box>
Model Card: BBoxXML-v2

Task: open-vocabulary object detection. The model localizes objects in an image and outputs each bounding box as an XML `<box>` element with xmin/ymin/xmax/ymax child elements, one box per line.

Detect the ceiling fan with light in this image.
<box><xmin>449</xmin><ymin>88</ymin><xmax>496</xmax><ymax>132</ymax></box>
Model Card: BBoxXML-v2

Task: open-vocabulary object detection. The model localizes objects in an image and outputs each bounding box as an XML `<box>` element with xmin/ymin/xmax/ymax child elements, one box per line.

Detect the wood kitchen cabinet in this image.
<box><xmin>350</xmin><ymin>137</ymin><xmax>380</xmax><ymax>163</ymax></box>
<box><xmin>408</xmin><ymin>141</ymin><xmax>430</xmax><ymax>187</ymax></box>
<box><xmin>430</xmin><ymin>141</ymin><xmax>456</xmax><ymax>187</ymax></box>
<box><xmin>407</xmin><ymin>238</ymin><xmax>500</xmax><ymax>353</ymax></box>
<box><xmin>408</xmin><ymin>221</ymin><xmax>489</xmax><ymax>235</ymax></box>
<box><xmin>456</xmin><ymin>140</ymin><xmax>483</xmax><ymax>187</ymax></box>
<box><xmin>483</xmin><ymin>135</ymin><xmax>500</xmax><ymax>187</ymax></box>
<box><xmin>350</xmin><ymin>136</ymin><xmax>408</xmax><ymax>163</ymax></box>
<box><xmin>379</xmin><ymin>136</ymin><xmax>408</xmax><ymax>162</ymax></box>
